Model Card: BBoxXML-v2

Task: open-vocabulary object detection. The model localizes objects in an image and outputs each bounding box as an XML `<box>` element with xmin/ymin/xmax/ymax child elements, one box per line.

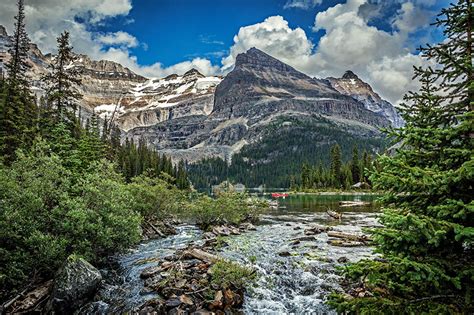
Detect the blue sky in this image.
<box><xmin>94</xmin><ymin>0</ymin><xmax>326</xmax><ymax>66</ymax></box>
<box><xmin>0</xmin><ymin>0</ymin><xmax>451</xmax><ymax>104</ymax></box>
<box><xmin>89</xmin><ymin>0</ymin><xmax>447</xmax><ymax>68</ymax></box>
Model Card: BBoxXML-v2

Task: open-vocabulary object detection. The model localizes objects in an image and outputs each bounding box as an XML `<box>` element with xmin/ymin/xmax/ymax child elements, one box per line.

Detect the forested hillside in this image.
<box><xmin>189</xmin><ymin>115</ymin><xmax>386</xmax><ymax>189</ymax></box>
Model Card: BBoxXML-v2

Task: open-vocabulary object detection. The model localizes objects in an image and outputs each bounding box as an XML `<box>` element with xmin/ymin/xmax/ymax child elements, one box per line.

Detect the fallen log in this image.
<box><xmin>304</xmin><ymin>224</ymin><xmax>332</xmax><ymax>235</ymax></box>
<box><xmin>326</xmin><ymin>210</ymin><xmax>342</xmax><ymax>220</ymax></box>
<box><xmin>328</xmin><ymin>240</ymin><xmax>366</xmax><ymax>247</ymax></box>
<box><xmin>339</xmin><ymin>201</ymin><xmax>370</xmax><ymax>208</ymax></box>
<box><xmin>184</xmin><ymin>248</ymin><xmax>221</xmax><ymax>263</ymax></box>
<box><xmin>148</xmin><ymin>222</ymin><xmax>165</xmax><ymax>237</ymax></box>
<box><xmin>12</xmin><ymin>280</ymin><xmax>52</xmax><ymax>313</ymax></box>
<box><xmin>327</xmin><ymin>231</ymin><xmax>371</xmax><ymax>242</ymax></box>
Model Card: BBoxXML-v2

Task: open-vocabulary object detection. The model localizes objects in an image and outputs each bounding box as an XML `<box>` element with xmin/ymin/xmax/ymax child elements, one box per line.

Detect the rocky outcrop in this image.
<box><xmin>327</xmin><ymin>70</ymin><xmax>404</xmax><ymax>127</ymax></box>
<box><xmin>46</xmin><ymin>256</ymin><xmax>102</xmax><ymax>313</ymax></box>
<box><xmin>92</xmin><ymin>68</ymin><xmax>221</xmax><ymax>131</ymax></box>
<box><xmin>127</xmin><ymin>48</ymin><xmax>392</xmax><ymax>162</ymax></box>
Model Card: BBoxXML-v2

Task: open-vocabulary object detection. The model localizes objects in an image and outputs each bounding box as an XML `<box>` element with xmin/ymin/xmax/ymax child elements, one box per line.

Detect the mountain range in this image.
<box><xmin>0</xmin><ymin>25</ymin><xmax>402</xmax><ymax>187</ymax></box>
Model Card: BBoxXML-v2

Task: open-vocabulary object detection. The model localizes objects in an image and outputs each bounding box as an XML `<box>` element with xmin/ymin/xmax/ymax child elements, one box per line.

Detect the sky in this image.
<box><xmin>0</xmin><ymin>0</ymin><xmax>450</xmax><ymax>104</ymax></box>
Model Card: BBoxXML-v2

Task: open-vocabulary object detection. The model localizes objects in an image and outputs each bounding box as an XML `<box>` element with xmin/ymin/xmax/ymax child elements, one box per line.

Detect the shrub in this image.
<box><xmin>209</xmin><ymin>260</ymin><xmax>256</xmax><ymax>290</ymax></box>
<box><xmin>185</xmin><ymin>192</ymin><xmax>268</xmax><ymax>229</ymax></box>
<box><xmin>126</xmin><ymin>173</ymin><xmax>186</xmax><ymax>219</ymax></box>
<box><xmin>0</xmin><ymin>141</ymin><xmax>141</xmax><ymax>296</ymax></box>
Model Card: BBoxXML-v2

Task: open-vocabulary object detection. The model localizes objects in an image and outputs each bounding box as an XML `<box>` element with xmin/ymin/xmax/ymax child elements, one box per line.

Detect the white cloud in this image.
<box><xmin>222</xmin><ymin>16</ymin><xmax>313</xmax><ymax>71</ymax></box>
<box><xmin>99</xmin><ymin>47</ymin><xmax>221</xmax><ymax>78</ymax></box>
<box><xmin>0</xmin><ymin>0</ymin><xmax>220</xmax><ymax>79</ymax></box>
<box><xmin>284</xmin><ymin>0</ymin><xmax>322</xmax><ymax>10</ymax></box>
<box><xmin>96</xmin><ymin>31</ymin><xmax>138</xmax><ymax>48</ymax></box>
<box><xmin>392</xmin><ymin>2</ymin><xmax>431</xmax><ymax>33</ymax></box>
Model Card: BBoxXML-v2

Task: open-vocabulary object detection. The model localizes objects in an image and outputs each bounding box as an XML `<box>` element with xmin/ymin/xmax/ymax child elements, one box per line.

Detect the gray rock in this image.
<box><xmin>76</xmin><ymin>301</ymin><xmax>109</xmax><ymax>315</ymax></box>
<box><xmin>47</xmin><ymin>256</ymin><xmax>102</xmax><ymax>313</ymax></box>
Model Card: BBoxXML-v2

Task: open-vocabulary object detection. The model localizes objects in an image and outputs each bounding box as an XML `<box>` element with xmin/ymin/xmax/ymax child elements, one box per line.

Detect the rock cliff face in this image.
<box><xmin>0</xmin><ymin>24</ymin><xmax>403</xmax><ymax>165</ymax></box>
<box><xmin>98</xmin><ymin>69</ymin><xmax>221</xmax><ymax>131</ymax></box>
<box><xmin>126</xmin><ymin>48</ymin><xmax>393</xmax><ymax>163</ymax></box>
<box><xmin>327</xmin><ymin>71</ymin><xmax>404</xmax><ymax>127</ymax></box>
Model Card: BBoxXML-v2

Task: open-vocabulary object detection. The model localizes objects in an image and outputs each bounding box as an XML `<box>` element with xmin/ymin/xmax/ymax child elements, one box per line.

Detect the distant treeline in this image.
<box><xmin>294</xmin><ymin>144</ymin><xmax>375</xmax><ymax>190</ymax></box>
<box><xmin>188</xmin><ymin>116</ymin><xmax>386</xmax><ymax>189</ymax></box>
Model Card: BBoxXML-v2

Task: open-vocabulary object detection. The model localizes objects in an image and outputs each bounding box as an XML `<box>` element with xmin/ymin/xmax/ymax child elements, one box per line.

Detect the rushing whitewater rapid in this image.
<box><xmin>96</xmin><ymin>194</ymin><xmax>380</xmax><ymax>314</ymax></box>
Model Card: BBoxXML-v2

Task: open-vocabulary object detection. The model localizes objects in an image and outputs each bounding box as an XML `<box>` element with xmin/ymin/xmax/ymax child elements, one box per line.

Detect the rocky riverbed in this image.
<box><xmin>89</xmin><ymin>194</ymin><xmax>380</xmax><ymax>314</ymax></box>
<box><xmin>4</xmin><ymin>194</ymin><xmax>380</xmax><ymax>314</ymax></box>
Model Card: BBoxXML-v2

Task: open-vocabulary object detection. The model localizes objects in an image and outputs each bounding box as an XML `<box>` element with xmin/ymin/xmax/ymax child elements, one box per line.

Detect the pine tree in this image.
<box><xmin>301</xmin><ymin>162</ymin><xmax>311</xmax><ymax>189</ymax></box>
<box><xmin>5</xmin><ymin>0</ymin><xmax>30</xmax><ymax>90</ymax></box>
<box><xmin>0</xmin><ymin>0</ymin><xmax>37</xmax><ymax>163</ymax></box>
<box><xmin>330</xmin><ymin>143</ymin><xmax>342</xmax><ymax>188</ymax></box>
<box><xmin>78</xmin><ymin>113</ymin><xmax>106</xmax><ymax>167</ymax></box>
<box><xmin>350</xmin><ymin>146</ymin><xmax>361</xmax><ymax>184</ymax></box>
<box><xmin>42</xmin><ymin>31</ymin><xmax>81</xmax><ymax>121</ymax></box>
<box><xmin>176</xmin><ymin>160</ymin><xmax>190</xmax><ymax>189</ymax></box>
<box><xmin>330</xmin><ymin>1</ymin><xmax>474</xmax><ymax>313</ymax></box>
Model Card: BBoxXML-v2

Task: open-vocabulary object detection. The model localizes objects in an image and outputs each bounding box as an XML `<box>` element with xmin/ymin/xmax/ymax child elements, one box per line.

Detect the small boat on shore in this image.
<box><xmin>271</xmin><ymin>193</ymin><xmax>289</xmax><ymax>198</ymax></box>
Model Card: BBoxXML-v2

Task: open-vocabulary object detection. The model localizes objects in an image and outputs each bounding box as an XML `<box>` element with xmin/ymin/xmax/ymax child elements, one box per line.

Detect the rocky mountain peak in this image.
<box><xmin>327</xmin><ymin>71</ymin><xmax>404</xmax><ymax>127</ymax></box>
<box><xmin>235</xmin><ymin>47</ymin><xmax>300</xmax><ymax>74</ymax></box>
<box><xmin>183</xmin><ymin>68</ymin><xmax>204</xmax><ymax>78</ymax></box>
<box><xmin>342</xmin><ymin>70</ymin><xmax>359</xmax><ymax>80</ymax></box>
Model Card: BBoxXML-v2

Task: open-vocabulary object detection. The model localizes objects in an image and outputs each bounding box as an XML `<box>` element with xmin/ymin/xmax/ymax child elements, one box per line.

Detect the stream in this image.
<box><xmin>95</xmin><ymin>194</ymin><xmax>381</xmax><ymax>314</ymax></box>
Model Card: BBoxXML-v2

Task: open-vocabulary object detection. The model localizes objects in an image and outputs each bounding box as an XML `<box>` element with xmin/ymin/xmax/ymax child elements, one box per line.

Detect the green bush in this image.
<box><xmin>210</xmin><ymin>260</ymin><xmax>256</xmax><ymax>290</ymax></box>
<box><xmin>185</xmin><ymin>192</ymin><xmax>268</xmax><ymax>229</ymax></box>
<box><xmin>126</xmin><ymin>173</ymin><xmax>186</xmax><ymax>219</ymax></box>
<box><xmin>0</xmin><ymin>141</ymin><xmax>141</xmax><ymax>295</ymax></box>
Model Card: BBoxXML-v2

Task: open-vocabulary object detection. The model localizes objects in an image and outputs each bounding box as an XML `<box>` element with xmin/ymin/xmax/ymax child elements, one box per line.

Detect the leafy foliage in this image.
<box><xmin>0</xmin><ymin>141</ymin><xmax>141</xmax><ymax>291</ymax></box>
<box><xmin>210</xmin><ymin>260</ymin><xmax>256</xmax><ymax>290</ymax></box>
<box><xmin>184</xmin><ymin>192</ymin><xmax>268</xmax><ymax>230</ymax></box>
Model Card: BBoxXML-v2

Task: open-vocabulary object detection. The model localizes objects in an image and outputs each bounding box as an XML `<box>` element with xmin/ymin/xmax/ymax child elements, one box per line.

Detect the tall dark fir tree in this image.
<box><xmin>0</xmin><ymin>0</ymin><xmax>36</xmax><ymax>163</ymax></box>
<box><xmin>330</xmin><ymin>1</ymin><xmax>473</xmax><ymax>313</ymax></box>
<box><xmin>42</xmin><ymin>31</ymin><xmax>82</xmax><ymax>123</ymax></box>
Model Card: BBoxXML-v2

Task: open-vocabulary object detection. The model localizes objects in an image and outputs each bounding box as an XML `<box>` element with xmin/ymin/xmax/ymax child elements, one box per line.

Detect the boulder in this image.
<box><xmin>46</xmin><ymin>256</ymin><xmax>102</xmax><ymax>313</ymax></box>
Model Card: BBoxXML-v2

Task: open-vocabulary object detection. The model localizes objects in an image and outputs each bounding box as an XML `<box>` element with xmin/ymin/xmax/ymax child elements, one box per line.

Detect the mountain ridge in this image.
<box><xmin>0</xmin><ymin>25</ymin><xmax>402</xmax><ymax>173</ymax></box>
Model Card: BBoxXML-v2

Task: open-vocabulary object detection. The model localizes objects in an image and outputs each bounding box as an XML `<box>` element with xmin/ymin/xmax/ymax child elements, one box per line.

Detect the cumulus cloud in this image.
<box><xmin>99</xmin><ymin>47</ymin><xmax>220</xmax><ymax>78</ymax></box>
<box><xmin>96</xmin><ymin>31</ymin><xmax>138</xmax><ymax>48</ymax></box>
<box><xmin>392</xmin><ymin>2</ymin><xmax>431</xmax><ymax>33</ymax></box>
<box><xmin>0</xmin><ymin>0</ymin><xmax>134</xmax><ymax>62</ymax></box>
<box><xmin>222</xmin><ymin>16</ymin><xmax>313</xmax><ymax>71</ymax></box>
<box><xmin>283</xmin><ymin>0</ymin><xmax>323</xmax><ymax>10</ymax></box>
<box><xmin>0</xmin><ymin>0</ymin><xmax>220</xmax><ymax>79</ymax></box>
<box><xmin>221</xmin><ymin>0</ymin><xmax>435</xmax><ymax>105</ymax></box>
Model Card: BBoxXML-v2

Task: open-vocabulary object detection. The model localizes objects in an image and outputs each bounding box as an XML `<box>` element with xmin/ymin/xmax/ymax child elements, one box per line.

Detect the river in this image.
<box><xmin>96</xmin><ymin>194</ymin><xmax>381</xmax><ymax>314</ymax></box>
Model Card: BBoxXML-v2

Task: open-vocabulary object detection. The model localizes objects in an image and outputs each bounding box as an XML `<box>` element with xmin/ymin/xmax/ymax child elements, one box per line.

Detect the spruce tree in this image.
<box><xmin>0</xmin><ymin>0</ymin><xmax>36</xmax><ymax>163</ymax></box>
<box><xmin>330</xmin><ymin>143</ymin><xmax>342</xmax><ymax>187</ymax></box>
<box><xmin>5</xmin><ymin>0</ymin><xmax>30</xmax><ymax>90</ymax></box>
<box><xmin>350</xmin><ymin>146</ymin><xmax>361</xmax><ymax>184</ymax></box>
<box><xmin>42</xmin><ymin>31</ymin><xmax>81</xmax><ymax>121</ymax></box>
<box><xmin>301</xmin><ymin>162</ymin><xmax>311</xmax><ymax>189</ymax></box>
<box><xmin>329</xmin><ymin>1</ymin><xmax>473</xmax><ymax>313</ymax></box>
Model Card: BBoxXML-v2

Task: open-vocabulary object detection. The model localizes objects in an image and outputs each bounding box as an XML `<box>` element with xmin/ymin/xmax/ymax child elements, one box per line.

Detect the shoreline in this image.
<box><xmin>261</xmin><ymin>191</ymin><xmax>382</xmax><ymax>196</ymax></box>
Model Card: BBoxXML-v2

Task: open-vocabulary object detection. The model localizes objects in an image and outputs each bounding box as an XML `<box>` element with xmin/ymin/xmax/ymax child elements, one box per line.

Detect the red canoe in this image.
<box><xmin>271</xmin><ymin>193</ymin><xmax>289</xmax><ymax>198</ymax></box>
